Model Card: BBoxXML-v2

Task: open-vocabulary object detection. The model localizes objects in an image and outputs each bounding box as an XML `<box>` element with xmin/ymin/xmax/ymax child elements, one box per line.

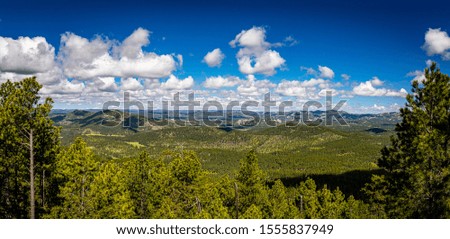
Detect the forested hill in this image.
<box><xmin>49</xmin><ymin>109</ymin><xmax>398</xmax><ymax>198</ymax></box>
<box><xmin>51</xmin><ymin>109</ymin><xmax>401</xmax><ymax>136</ymax></box>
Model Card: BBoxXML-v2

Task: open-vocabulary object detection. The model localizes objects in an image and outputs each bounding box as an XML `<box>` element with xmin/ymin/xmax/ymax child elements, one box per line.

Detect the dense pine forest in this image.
<box><xmin>1</xmin><ymin>63</ymin><xmax>450</xmax><ymax>219</ymax></box>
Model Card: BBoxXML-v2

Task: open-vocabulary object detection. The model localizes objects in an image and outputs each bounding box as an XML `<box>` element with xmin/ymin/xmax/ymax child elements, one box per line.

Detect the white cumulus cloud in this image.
<box><xmin>203</xmin><ymin>76</ymin><xmax>241</xmax><ymax>89</ymax></box>
<box><xmin>203</xmin><ymin>48</ymin><xmax>225</xmax><ymax>67</ymax></box>
<box><xmin>302</xmin><ymin>65</ymin><xmax>335</xmax><ymax>79</ymax></box>
<box><xmin>121</xmin><ymin>78</ymin><xmax>143</xmax><ymax>91</ymax></box>
<box><xmin>422</xmin><ymin>28</ymin><xmax>450</xmax><ymax>60</ymax></box>
<box><xmin>161</xmin><ymin>75</ymin><xmax>194</xmax><ymax>90</ymax></box>
<box><xmin>276</xmin><ymin>80</ymin><xmax>307</xmax><ymax>97</ymax></box>
<box><xmin>353</xmin><ymin>78</ymin><xmax>407</xmax><ymax>97</ymax></box>
<box><xmin>275</xmin><ymin>78</ymin><xmax>331</xmax><ymax>99</ymax></box>
<box><xmin>0</xmin><ymin>36</ymin><xmax>55</xmax><ymax>74</ymax></box>
<box><xmin>97</xmin><ymin>77</ymin><xmax>118</xmax><ymax>92</ymax></box>
<box><xmin>237</xmin><ymin>75</ymin><xmax>275</xmax><ymax>96</ymax></box>
<box><xmin>318</xmin><ymin>65</ymin><xmax>335</xmax><ymax>79</ymax></box>
<box><xmin>370</xmin><ymin>77</ymin><xmax>384</xmax><ymax>86</ymax></box>
<box><xmin>230</xmin><ymin>27</ymin><xmax>285</xmax><ymax>76</ymax></box>
<box><xmin>40</xmin><ymin>79</ymin><xmax>84</xmax><ymax>95</ymax></box>
<box><xmin>59</xmin><ymin>28</ymin><xmax>178</xmax><ymax>80</ymax></box>
<box><xmin>118</xmin><ymin>27</ymin><xmax>150</xmax><ymax>59</ymax></box>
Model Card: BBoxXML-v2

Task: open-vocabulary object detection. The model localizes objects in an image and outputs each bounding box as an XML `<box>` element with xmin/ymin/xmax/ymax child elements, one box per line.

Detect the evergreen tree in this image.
<box><xmin>365</xmin><ymin>63</ymin><xmax>450</xmax><ymax>218</ymax></box>
<box><xmin>146</xmin><ymin>154</ymin><xmax>171</xmax><ymax>217</ymax></box>
<box><xmin>151</xmin><ymin>150</ymin><xmax>205</xmax><ymax>218</ymax></box>
<box><xmin>49</xmin><ymin>137</ymin><xmax>98</xmax><ymax>218</ymax></box>
<box><xmin>170</xmin><ymin>150</ymin><xmax>202</xmax><ymax>184</ymax></box>
<box><xmin>343</xmin><ymin>195</ymin><xmax>373</xmax><ymax>219</ymax></box>
<box><xmin>297</xmin><ymin>178</ymin><xmax>321</xmax><ymax>218</ymax></box>
<box><xmin>126</xmin><ymin>151</ymin><xmax>152</xmax><ymax>218</ymax></box>
<box><xmin>316</xmin><ymin>186</ymin><xmax>346</xmax><ymax>218</ymax></box>
<box><xmin>297</xmin><ymin>178</ymin><xmax>362</xmax><ymax>219</ymax></box>
<box><xmin>0</xmin><ymin>77</ymin><xmax>59</xmax><ymax>219</ymax></box>
<box><xmin>235</xmin><ymin>150</ymin><xmax>270</xmax><ymax>218</ymax></box>
<box><xmin>193</xmin><ymin>187</ymin><xmax>230</xmax><ymax>219</ymax></box>
<box><xmin>153</xmin><ymin>196</ymin><xmax>179</xmax><ymax>219</ymax></box>
<box><xmin>268</xmin><ymin>180</ymin><xmax>299</xmax><ymax>218</ymax></box>
<box><xmin>86</xmin><ymin>162</ymin><xmax>135</xmax><ymax>219</ymax></box>
<box><xmin>125</xmin><ymin>151</ymin><xmax>172</xmax><ymax>218</ymax></box>
<box><xmin>241</xmin><ymin>204</ymin><xmax>263</xmax><ymax>219</ymax></box>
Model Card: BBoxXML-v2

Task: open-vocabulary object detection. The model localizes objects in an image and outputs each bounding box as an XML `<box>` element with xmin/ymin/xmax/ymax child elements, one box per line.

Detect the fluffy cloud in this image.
<box><xmin>40</xmin><ymin>79</ymin><xmax>84</xmax><ymax>95</ymax></box>
<box><xmin>385</xmin><ymin>89</ymin><xmax>408</xmax><ymax>97</ymax></box>
<box><xmin>0</xmin><ymin>36</ymin><xmax>55</xmax><ymax>74</ymax></box>
<box><xmin>59</xmin><ymin>28</ymin><xmax>178</xmax><ymax>79</ymax></box>
<box><xmin>237</xmin><ymin>50</ymin><xmax>285</xmax><ymax>76</ymax></box>
<box><xmin>230</xmin><ymin>27</ymin><xmax>269</xmax><ymax>49</ymax></box>
<box><xmin>161</xmin><ymin>75</ymin><xmax>194</xmax><ymax>90</ymax></box>
<box><xmin>121</xmin><ymin>78</ymin><xmax>143</xmax><ymax>91</ymax></box>
<box><xmin>203</xmin><ymin>76</ymin><xmax>241</xmax><ymax>89</ymax></box>
<box><xmin>370</xmin><ymin>77</ymin><xmax>383</xmax><ymax>86</ymax></box>
<box><xmin>302</xmin><ymin>65</ymin><xmax>335</xmax><ymax>79</ymax></box>
<box><xmin>275</xmin><ymin>78</ymin><xmax>330</xmax><ymax>99</ymax></box>
<box><xmin>203</xmin><ymin>48</ymin><xmax>225</xmax><ymax>67</ymax></box>
<box><xmin>230</xmin><ymin>27</ymin><xmax>285</xmax><ymax>76</ymax></box>
<box><xmin>318</xmin><ymin>65</ymin><xmax>335</xmax><ymax>79</ymax></box>
<box><xmin>237</xmin><ymin>75</ymin><xmax>275</xmax><ymax>96</ymax></box>
<box><xmin>118</xmin><ymin>27</ymin><xmax>150</xmax><ymax>59</ymax></box>
<box><xmin>353</xmin><ymin>81</ymin><xmax>385</xmax><ymax>96</ymax></box>
<box><xmin>422</xmin><ymin>28</ymin><xmax>450</xmax><ymax>60</ymax></box>
<box><xmin>0</xmin><ymin>65</ymin><xmax>64</xmax><ymax>86</ymax></box>
<box><xmin>97</xmin><ymin>77</ymin><xmax>119</xmax><ymax>92</ymax></box>
<box><xmin>276</xmin><ymin>80</ymin><xmax>307</xmax><ymax>97</ymax></box>
<box><xmin>353</xmin><ymin>78</ymin><xmax>407</xmax><ymax>97</ymax></box>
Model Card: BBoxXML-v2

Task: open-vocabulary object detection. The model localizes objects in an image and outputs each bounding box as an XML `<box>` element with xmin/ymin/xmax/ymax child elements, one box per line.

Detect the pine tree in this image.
<box><xmin>86</xmin><ymin>162</ymin><xmax>135</xmax><ymax>219</ymax></box>
<box><xmin>365</xmin><ymin>62</ymin><xmax>450</xmax><ymax>218</ymax></box>
<box><xmin>49</xmin><ymin>137</ymin><xmax>98</xmax><ymax>218</ymax></box>
<box><xmin>170</xmin><ymin>150</ymin><xmax>202</xmax><ymax>184</ymax></box>
<box><xmin>316</xmin><ymin>186</ymin><xmax>346</xmax><ymax>218</ymax></box>
<box><xmin>268</xmin><ymin>180</ymin><xmax>299</xmax><ymax>218</ymax></box>
<box><xmin>297</xmin><ymin>178</ymin><xmax>320</xmax><ymax>218</ymax></box>
<box><xmin>146</xmin><ymin>154</ymin><xmax>171</xmax><ymax>217</ymax></box>
<box><xmin>235</xmin><ymin>150</ymin><xmax>269</xmax><ymax>218</ymax></box>
<box><xmin>126</xmin><ymin>151</ymin><xmax>152</xmax><ymax>218</ymax></box>
<box><xmin>241</xmin><ymin>204</ymin><xmax>263</xmax><ymax>219</ymax></box>
<box><xmin>151</xmin><ymin>150</ymin><xmax>205</xmax><ymax>218</ymax></box>
<box><xmin>0</xmin><ymin>77</ymin><xmax>60</xmax><ymax>219</ymax></box>
<box><xmin>297</xmin><ymin>178</ymin><xmax>357</xmax><ymax>219</ymax></box>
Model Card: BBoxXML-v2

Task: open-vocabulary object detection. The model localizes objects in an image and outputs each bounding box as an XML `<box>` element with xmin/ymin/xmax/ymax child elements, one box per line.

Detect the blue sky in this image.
<box><xmin>1</xmin><ymin>0</ymin><xmax>450</xmax><ymax>112</ymax></box>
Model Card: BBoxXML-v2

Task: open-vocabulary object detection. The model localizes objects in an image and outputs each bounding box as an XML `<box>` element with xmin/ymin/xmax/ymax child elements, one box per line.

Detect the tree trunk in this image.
<box><xmin>29</xmin><ymin>129</ymin><xmax>35</xmax><ymax>219</ymax></box>
<box><xmin>234</xmin><ymin>182</ymin><xmax>239</xmax><ymax>219</ymax></box>
<box><xmin>299</xmin><ymin>195</ymin><xmax>303</xmax><ymax>215</ymax></box>
<box><xmin>42</xmin><ymin>170</ymin><xmax>45</xmax><ymax>207</ymax></box>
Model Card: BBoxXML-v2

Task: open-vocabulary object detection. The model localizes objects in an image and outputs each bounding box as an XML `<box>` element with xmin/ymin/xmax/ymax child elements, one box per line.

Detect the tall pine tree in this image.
<box><xmin>0</xmin><ymin>77</ymin><xmax>60</xmax><ymax>219</ymax></box>
<box><xmin>49</xmin><ymin>137</ymin><xmax>98</xmax><ymax>218</ymax></box>
<box><xmin>365</xmin><ymin>62</ymin><xmax>450</xmax><ymax>218</ymax></box>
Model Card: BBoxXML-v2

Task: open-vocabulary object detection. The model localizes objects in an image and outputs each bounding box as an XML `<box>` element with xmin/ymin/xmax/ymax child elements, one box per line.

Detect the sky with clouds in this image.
<box><xmin>0</xmin><ymin>0</ymin><xmax>450</xmax><ymax>113</ymax></box>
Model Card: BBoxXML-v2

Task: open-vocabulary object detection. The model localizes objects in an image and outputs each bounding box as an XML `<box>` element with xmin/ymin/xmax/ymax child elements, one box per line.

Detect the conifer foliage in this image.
<box><xmin>365</xmin><ymin>63</ymin><xmax>450</xmax><ymax>218</ymax></box>
<box><xmin>0</xmin><ymin>77</ymin><xmax>60</xmax><ymax>219</ymax></box>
